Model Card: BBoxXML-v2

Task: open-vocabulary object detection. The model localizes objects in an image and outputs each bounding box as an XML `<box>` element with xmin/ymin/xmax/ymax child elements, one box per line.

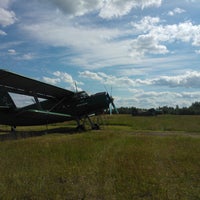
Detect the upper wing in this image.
<box><xmin>0</xmin><ymin>69</ymin><xmax>75</xmax><ymax>99</ymax></box>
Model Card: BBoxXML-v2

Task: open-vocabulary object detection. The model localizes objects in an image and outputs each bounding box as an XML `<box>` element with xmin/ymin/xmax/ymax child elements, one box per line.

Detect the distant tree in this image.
<box><xmin>189</xmin><ymin>102</ymin><xmax>200</xmax><ymax>114</ymax></box>
<box><xmin>159</xmin><ymin>106</ymin><xmax>175</xmax><ymax>114</ymax></box>
<box><xmin>131</xmin><ymin>107</ymin><xmax>138</xmax><ymax>116</ymax></box>
<box><xmin>118</xmin><ymin>107</ymin><xmax>132</xmax><ymax>114</ymax></box>
<box><xmin>179</xmin><ymin>107</ymin><xmax>193</xmax><ymax>115</ymax></box>
<box><xmin>118</xmin><ymin>101</ymin><xmax>200</xmax><ymax>115</ymax></box>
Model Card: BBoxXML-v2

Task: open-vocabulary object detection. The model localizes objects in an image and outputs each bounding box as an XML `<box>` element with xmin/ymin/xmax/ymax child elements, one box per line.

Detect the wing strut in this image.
<box><xmin>34</xmin><ymin>94</ymin><xmax>42</xmax><ymax>110</ymax></box>
<box><xmin>49</xmin><ymin>97</ymin><xmax>67</xmax><ymax>112</ymax></box>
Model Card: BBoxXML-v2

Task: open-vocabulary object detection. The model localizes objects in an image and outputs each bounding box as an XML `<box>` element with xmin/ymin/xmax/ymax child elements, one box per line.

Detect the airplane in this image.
<box><xmin>0</xmin><ymin>69</ymin><xmax>118</xmax><ymax>131</ymax></box>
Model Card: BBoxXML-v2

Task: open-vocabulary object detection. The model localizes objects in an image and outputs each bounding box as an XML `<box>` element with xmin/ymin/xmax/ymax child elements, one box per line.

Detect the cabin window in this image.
<box><xmin>9</xmin><ymin>92</ymin><xmax>45</xmax><ymax>108</ymax></box>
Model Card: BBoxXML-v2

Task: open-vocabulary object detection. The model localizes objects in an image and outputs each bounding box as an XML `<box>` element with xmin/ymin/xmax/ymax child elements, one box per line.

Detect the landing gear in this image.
<box><xmin>76</xmin><ymin>115</ymin><xmax>100</xmax><ymax>131</ymax></box>
<box><xmin>11</xmin><ymin>125</ymin><xmax>16</xmax><ymax>132</ymax></box>
<box><xmin>76</xmin><ymin>124</ymin><xmax>86</xmax><ymax>131</ymax></box>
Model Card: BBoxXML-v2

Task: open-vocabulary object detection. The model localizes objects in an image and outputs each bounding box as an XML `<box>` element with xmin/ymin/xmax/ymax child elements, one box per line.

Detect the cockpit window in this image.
<box><xmin>77</xmin><ymin>91</ymin><xmax>88</xmax><ymax>98</ymax></box>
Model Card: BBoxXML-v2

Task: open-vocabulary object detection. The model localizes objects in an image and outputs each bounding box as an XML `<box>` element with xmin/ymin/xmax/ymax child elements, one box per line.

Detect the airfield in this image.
<box><xmin>0</xmin><ymin>114</ymin><xmax>200</xmax><ymax>199</ymax></box>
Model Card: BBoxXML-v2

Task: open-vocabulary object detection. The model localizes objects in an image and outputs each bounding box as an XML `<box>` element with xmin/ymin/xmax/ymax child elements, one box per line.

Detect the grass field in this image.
<box><xmin>0</xmin><ymin>115</ymin><xmax>200</xmax><ymax>199</ymax></box>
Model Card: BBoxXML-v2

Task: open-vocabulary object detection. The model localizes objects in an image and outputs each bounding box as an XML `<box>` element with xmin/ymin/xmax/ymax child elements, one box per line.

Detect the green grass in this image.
<box><xmin>107</xmin><ymin>114</ymin><xmax>200</xmax><ymax>132</ymax></box>
<box><xmin>0</xmin><ymin>115</ymin><xmax>200</xmax><ymax>199</ymax></box>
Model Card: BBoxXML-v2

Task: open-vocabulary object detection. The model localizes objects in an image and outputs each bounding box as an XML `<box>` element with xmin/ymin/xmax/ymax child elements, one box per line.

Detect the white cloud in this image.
<box><xmin>7</xmin><ymin>50</ymin><xmax>35</xmax><ymax>60</ymax></box>
<box><xmin>43</xmin><ymin>71</ymin><xmax>84</xmax><ymax>91</ymax></box>
<box><xmin>79</xmin><ymin>71</ymin><xmax>103</xmax><ymax>81</ymax></box>
<box><xmin>43</xmin><ymin>0</ymin><xmax>102</xmax><ymax>17</ymax></box>
<box><xmin>42</xmin><ymin>77</ymin><xmax>60</xmax><ymax>85</ymax></box>
<box><xmin>117</xmin><ymin>90</ymin><xmax>200</xmax><ymax>108</ymax></box>
<box><xmin>80</xmin><ymin>70</ymin><xmax>200</xmax><ymax>90</ymax></box>
<box><xmin>168</xmin><ymin>8</ymin><xmax>186</xmax><ymax>16</ymax></box>
<box><xmin>79</xmin><ymin>71</ymin><xmax>136</xmax><ymax>87</ymax></box>
<box><xmin>122</xmin><ymin>91</ymin><xmax>178</xmax><ymax>108</ymax></box>
<box><xmin>8</xmin><ymin>49</ymin><xmax>16</xmax><ymax>55</ymax></box>
<box><xmin>99</xmin><ymin>0</ymin><xmax>162</xmax><ymax>19</ymax></box>
<box><xmin>114</xmin><ymin>70</ymin><xmax>200</xmax><ymax>89</ymax></box>
<box><xmin>0</xmin><ymin>30</ymin><xmax>6</xmax><ymax>35</ymax></box>
<box><xmin>47</xmin><ymin>70</ymin><xmax>200</xmax><ymax>108</ymax></box>
<box><xmin>99</xmin><ymin>1</ymin><xmax>133</xmax><ymax>19</ymax></box>
<box><xmin>0</xmin><ymin>7</ymin><xmax>17</xmax><ymax>27</ymax></box>
<box><xmin>53</xmin><ymin>71</ymin><xmax>75</xmax><ymax>85</ymax></box>
<box><xmin>195</xmin><ymin>50</ymin><xmax>200</xmax><ymax>54</ymax></box>
<box><xmin>45</xmin><ymin>0</ymin><xmax>162</xmax><ymax>19</ymax></box>
<box><xmin>130</xmin><ymin>19</ymin><xmax>200</xmax><ymax>56</ymax></box>
<box><xmin>186</xmin><ymin>0</ymin><xmax>197</xmax><ymax>2</ymax></box>
<box><xmin>21</xmin><ymin>20</ymin><xmax>122</xmax><ymax>48</ymax></box>
<box><xmin>0</xmin><ymin>41</ymin><xmax>23</xmax><ymax>51</ymax></box>
<box><xmin>21</xmin><ymin>19</ymin><xmax>137</xmax><ymax>69</ymax></box>
<box><xmin>131</xmin><ymin>34</ymin><xmax>169</xmax><ymax>56</ymax></box>
<box><xmin>20</xmin><ymin>4</ymin><xmax>200</xmax><ymax>69</ymax></box>
<box><xmin>131</xmin><ymin>16</ymin><xmax>160</xmax><ymax>33</ymax></box>
<box><xmin>30</xmin><ymin>70</ymin><xmax>200</xmax><ymax>109</ymax></box>
<box><xmin>21</xmin><ymin>53</ymin><xmax>34</xmax><ymax>60</ymax></box>
<box><xmin>150</xmin><ymin>71</ymin><xmax>200</xmax><ymax>88</ymax></box>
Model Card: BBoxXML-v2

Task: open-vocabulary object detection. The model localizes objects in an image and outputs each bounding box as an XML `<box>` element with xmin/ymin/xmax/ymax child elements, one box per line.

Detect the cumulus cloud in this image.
<box><xmin>44</xmin><ymin>70</ymin><xmax>200</xmax><ymax>108</ymax></box>
<box><xmin>131</xmin><ymin>34</ymin><xmax>169</xmax><ymax>56</ymax></box>
<box><xmin>0</xmin><ymin>7</ymin><xmax>17</xmax><ymax>27</ymax></box>
<box><xmin>42</xmin><ymin>0</ymin><xmax>101</xmax><ymax>17</ymax></box>
<box><xmin>53</xmin><ymin>71</ymin><xmax>75</xmax><ymax>85</ymax></box>
<box><xmin>131</xmin><ymin>16</ymin><xmax>160</xmax><ymax>33</ymax></box>
<box><xmin>168</xmin><ymin>8</ymin><xmax>186</xmax><ymax>16</ymax></box>
<box><xmin>118</xmin><ymin>90</ymin><xmax>200</xmax><ymax>108</ymax></box>
<box><xmin>151</xmin><ymin>71</ymin><xmax>200</xmax><ymax>88</ymax></box>
<box><xmin>119</xmin><ymin>71</ymin><xmax>200</xmax><ymax>89</ymax></box>
<box><xmin>100</xmin><ymin>0</ymin><xmax>162</xmax><ymax>19</ymax></box>
<box><xmin>43</xmin><ymin>71</ymin><xmax>83</xmax><ymax>91</ymax></box>
<box><xmin>42</xmin><ymin>77</ymin><xmax>60</xmax><ymax>85</ymax></box>
<box><xmin>45</xmin><ymin>0</ymin><xmax>162</xmax><ymax>19</ymax></box>
<box><xmin>0</xmin><ymin>30</ymin><xmax>6</xmax><ymax>35</ymax></box>
<box><xmin>8</xmin><ymin>49</ymin><xmax>16</xmax><ymax>55</ymax></box>
<box><xmin>80</xmin><ymin>70</ymin><xmax>200</xmax><ymax>89</ymax></box>
<box><xmin>78</xmin><ymin>71</ymin><xmax>103</xmax><ymax>81</ymax></box>
<box><xmin>79</xmin><ymin>70</ymin><xmax>136</xmax><ymax>87</ymax></box>
<box><xmin>20</xmin><ymin>5</ymin><xmax>200</xmax><ymax>68</ymax></box>
<box><xmin>7</xmin><ymin>49</ymin><xmax>35</xmax><ymax>60</ymax></box>
<box><xmin>130</xmin><ymin>18</ymin><xmax>200</xmax><ymax>56</ymax></box>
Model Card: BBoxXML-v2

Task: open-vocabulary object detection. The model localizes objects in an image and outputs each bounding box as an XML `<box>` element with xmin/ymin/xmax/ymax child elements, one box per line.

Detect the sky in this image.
<box><xmin>1</xmin><ymin>0</ymin><xmax>200</xmax><ymax>108</ymax></box>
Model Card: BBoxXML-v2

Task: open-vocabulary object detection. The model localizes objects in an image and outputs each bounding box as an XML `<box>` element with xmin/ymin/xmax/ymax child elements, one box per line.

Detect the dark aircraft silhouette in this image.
<box><xmin>0</xmin><ymin>69</ymin><xmax>118</xmax><ymax>131</ymax></box>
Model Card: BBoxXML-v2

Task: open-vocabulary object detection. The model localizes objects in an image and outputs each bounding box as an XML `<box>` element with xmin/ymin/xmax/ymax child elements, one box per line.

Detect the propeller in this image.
<box><xmin>111</xmin><ymin>98</ymin><xmax>119</xmax><ymax>114</ymax></box>
<box><xmin>106</xmin><ymin>93</ymin><xmax>119</xmax><ymax>114</ymax></box>
<box><xmin>104</xmin><ymin>85</ymin><xmax>119</xmax><ymax>114</ymax></box>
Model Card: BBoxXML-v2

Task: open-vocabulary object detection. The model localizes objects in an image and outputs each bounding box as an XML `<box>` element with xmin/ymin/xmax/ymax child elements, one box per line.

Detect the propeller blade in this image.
<box><xmin>108</xmin><ymin>94</ymin><xmax>119</xmax><ymax>114</ymax></box>
<box><xmin>109</xmin><ymin>104</ymin><xmax>112</xmax><ymax>115</ymax></box>
<box><xmin>105</xmin><ymin>92</ymin><xmax>119</xmax><ymax>114</ymax></box>
<box><xmin>111</xmin><ymin>101</ymin><xmax>119</xmax><ymax>114</ymax></box>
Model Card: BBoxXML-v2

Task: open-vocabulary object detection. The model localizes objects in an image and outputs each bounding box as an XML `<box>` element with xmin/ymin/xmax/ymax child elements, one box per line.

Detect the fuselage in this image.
<box><xmin>0</xmin><ymin>92</ymin><xmax>112</xmax><ymax>126</ymax></box>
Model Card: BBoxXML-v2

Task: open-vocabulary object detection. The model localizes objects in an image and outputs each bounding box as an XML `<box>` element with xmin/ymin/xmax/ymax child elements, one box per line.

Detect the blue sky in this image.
<box><xmin>1</xmin><ymin>0</ymin><xmax>200</xmax><ymax>108</ymax></box>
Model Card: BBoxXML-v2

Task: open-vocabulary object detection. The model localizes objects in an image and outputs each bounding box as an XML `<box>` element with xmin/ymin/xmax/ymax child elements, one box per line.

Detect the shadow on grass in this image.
<box><xmin>0</xmin><ymin>126</ymin><xmax>80</xmax><ymax>142</ymax></box>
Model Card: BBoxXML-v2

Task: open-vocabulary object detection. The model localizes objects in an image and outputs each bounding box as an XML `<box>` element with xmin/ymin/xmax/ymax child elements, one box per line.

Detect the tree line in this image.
<box><xmin>117</xmin><ymin>102</ymin><xmax>200</xmax><ymax>115</ymax></box>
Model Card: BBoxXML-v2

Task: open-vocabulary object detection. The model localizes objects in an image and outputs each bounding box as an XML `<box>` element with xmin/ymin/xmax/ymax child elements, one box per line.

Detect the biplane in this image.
<box><xmin>0</xmin><ymin>69</ymin><xmax>118</xmax><ymax>131</ymax></box>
